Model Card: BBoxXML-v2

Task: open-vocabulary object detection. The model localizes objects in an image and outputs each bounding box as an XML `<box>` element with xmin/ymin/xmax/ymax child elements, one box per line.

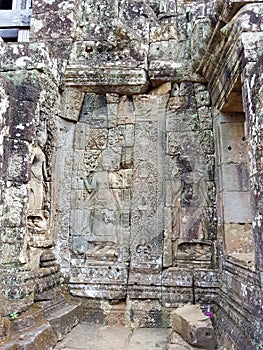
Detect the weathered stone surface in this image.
<box><xmin>172</xmin><ymin>305</ymin><xmax>216</xmax><ymax>350</ymax></box>
<box><xmin>0</xmin><ymin>322</ymin><xmax>57</xmax><ymax>350</ymax></box>
<box><xmin>127</xmin><ymin>328</ymin><xmax>170</xmax><ymax>350</ymax></box>
<box><xmin>126</xmin><ymin>299</ymin><xmax>163</xmax><ymax>328</ymax></box>
<box><xmin>224</xmin><ymin>223</ymin><xmax>254</xmax><ymax>255</ymax></box>
<box><xmin>47</xmin><ymin>303</ymin><xmax>82</xmax><ymax>341</ymax></box>
<box><xmin>53</xmin><ymin>324</ymin><xmax>170</xmax><ymax>350</ymax></box>
<box><xmin>0</xmin><ymin>1</ymin><xmax>262</xmax><ymax>349</ymax></box>
<box><xmin>169</xmin><ymin>331</ymin><xmax>206</xmax><ymax>350</ymax></box>
<box><xmin>54</xmin><ymin>324</ymin><xmax>130</xmax><ymax>350</ymax></box>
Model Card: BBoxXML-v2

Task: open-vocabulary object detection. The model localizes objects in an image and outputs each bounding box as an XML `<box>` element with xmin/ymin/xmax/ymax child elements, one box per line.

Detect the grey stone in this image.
<box><xmin>0</xmin><ymin>1</ymin><xmax>262</xmax><ymax>349</ymax></box>
<box><xmin>172</xmin><ymin>305</ymin><xmax>216</xmax><ymax>350</ymax></box>
<box><xmin>170</xmin><ymin>331</ymin><xmax>206</xmax><ymax>349</ymax></box>
<box><xmin>53</xmin><ymin>324</ymin><xmax>170</xmax><ymax>350</ymax></box>
<box><xmin>0</xmin><ymin>322</ymin><xmax>57</xmax><ymax>350</ymax></box>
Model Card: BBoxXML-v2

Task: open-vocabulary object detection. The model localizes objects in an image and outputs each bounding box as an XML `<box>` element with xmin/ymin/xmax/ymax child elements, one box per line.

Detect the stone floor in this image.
<box><xmin>54</xmin><ymin>324</ymin><xmax>170</xmax><ymax>350</ymax></box>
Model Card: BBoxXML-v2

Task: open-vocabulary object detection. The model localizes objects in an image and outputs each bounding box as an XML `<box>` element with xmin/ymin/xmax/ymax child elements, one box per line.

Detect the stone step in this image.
<box><xmin>35</xmin><ymin>287</ymin><xmax>67</xmax><ymax>318</ymax></box>
<box><xmin>47</xmin><ymin>303</ymin><xmax>83</xmax><ymax>341</ymax></box>
<box><xmin>0</xmin><ymin>322</ymin><xmax>57</xmax><ymax>350</ymax></box>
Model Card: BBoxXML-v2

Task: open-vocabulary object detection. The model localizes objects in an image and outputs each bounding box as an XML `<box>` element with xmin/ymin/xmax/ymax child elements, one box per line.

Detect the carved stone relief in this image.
<box><xmin>69</xmin><ymin>83</ymin><xmax>215</xmax><ymax>302</ymax></box>
<box><xmin>27</xmin><ymin>127</ymin><xmax>50</xmax><ymax>234</ymax></box>
<box><xmin>163</xmin><ymin>83</ymin><xmax>215</xmax><ymax>270</ymax></box>
<box><xmin>70</xmin><ymin>93</ymin><xmax>135</xmax><ymax>298</ymax></box>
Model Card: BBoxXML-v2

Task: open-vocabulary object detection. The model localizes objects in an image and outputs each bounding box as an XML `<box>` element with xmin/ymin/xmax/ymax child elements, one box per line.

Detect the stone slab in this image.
<box><xmin>169</xmin><ymin>331</ymin><xmax>206</xmax><ymax>350</ymax></box>
<box><xmin>127</xmin><ymin>328</ymin><xmax>170</xmax><ymax>350</ymax></box>
<box><xmin>54</xmin><ymin>324</ymin><xmax>130</xmax><ymax>350</ymax></box>
<box><xmin>54</xmin><ymin>324</ymin><xmax>170</xmax><ymax>350</ymax></box>
<box><xmin>64</xmin><ymin>67</ymin><xmax>149</xmax><ymax>94</ymax></box>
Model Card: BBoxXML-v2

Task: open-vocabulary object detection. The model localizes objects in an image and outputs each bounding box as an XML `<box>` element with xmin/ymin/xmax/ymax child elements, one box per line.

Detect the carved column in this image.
<box><xmin>128</xmin><ymin>94</ymin><xmax>167</xmax><ymax>300</ymax></box>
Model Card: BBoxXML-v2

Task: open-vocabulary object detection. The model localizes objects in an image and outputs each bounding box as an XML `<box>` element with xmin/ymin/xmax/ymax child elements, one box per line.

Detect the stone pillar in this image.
<box><xmin>0</xmin><ymin>76</ymin><xmax>38</xmax><ymax>316</ymax></box>
<box><xmin>241</xmin><ymin>37</ymin><xmax>263</xmax><ymax>274</ymax></box>
<box><xmin>0</xmin><ymin>80</ymin><xmax>38</xmax><ymax>265</ymax></box>
<box><xmin>128</xmin><ymin>93</ymin><xmax>167</xmax><ymax>301</ymax></box>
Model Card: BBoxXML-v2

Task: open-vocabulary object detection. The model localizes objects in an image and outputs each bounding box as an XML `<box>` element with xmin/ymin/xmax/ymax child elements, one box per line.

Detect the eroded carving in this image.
<box><xmin>84</xmin><ymin>150</ymin><xmax>122</xmax><ymax>256</ymax></box>
<box><xmin>27</xmin><ymin>126</ymin><xmax>50</xmax><ymax>234</ymax></box>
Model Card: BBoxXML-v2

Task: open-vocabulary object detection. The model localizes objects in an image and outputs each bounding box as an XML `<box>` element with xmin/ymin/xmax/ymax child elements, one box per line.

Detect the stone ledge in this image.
<box><xmin>64</xmin><ymin>67</ymin><xmax>149</xmax><ymax>95</ymax></box>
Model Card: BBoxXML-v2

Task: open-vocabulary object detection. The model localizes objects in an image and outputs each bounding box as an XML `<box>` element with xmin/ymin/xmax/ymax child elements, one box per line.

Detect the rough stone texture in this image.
<box><xmin>66</xmin><ymin>84</ymin><xmax>216</xmax><ymax>307</ymax></box>
<box><xmin>172</xmin><ymin>305</ymin><xmax>216</xmax><ymax>350</ymax></box>
<box><xmin>193</xmin><ymin>2</ymin><xmax>263</xmax><ymax>349</ymax></box>
<box><xmin>0</xmin><ymin>1</ymin><xmax>262</xmax><ymax>349</ymax></box>
<box><xmin>169</xmin><ymin>332</ymin><xmax>206</xmax><ymax>350</ymax></box>
<box><xmin>47</xmin><ymin>303</ymin><xmax>82</xmax><ymax>341</ymax></box>
<box><xmin>0</xmin><ymin>322</ymin><xmax>57</xmax><ymax>350</ymax></box>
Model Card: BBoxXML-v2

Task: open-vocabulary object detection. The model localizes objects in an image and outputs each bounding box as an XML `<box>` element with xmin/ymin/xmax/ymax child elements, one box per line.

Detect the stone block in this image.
<box><xmin>195</xmin><ymin>90</ymin><xmax>211</xmax><ymax>107</ymax></box>
<box><xmin>162</xmin><ymin>268</ymin><xmax>193</xmax><ymax>287</ymax></box>
<box><xmin>194</xmin><ymin>270</ymin><xmax>220</xmax><ymax>288</ymax></box>
<box><xmin>149</xmin><ymin>82</ymin><xmax>172</xmax><ymax>96</ymax></box>
<box><xmin>219</xmin><ymin>122</ymin><xmax>248</xmax><ymax>165</ymax></box>
<box><xmin>0</xmin><ymin>240</ymin><xmax>27</xmax><ymax>265</ymax></box>
<box><xmin>126</xmin><ymin>299</ymin><xmax>163</xmax><ymax>328</ymax></box>
<box><xmin>31</xmin><ymin>9</ymin><xmax>77</xmax><ymax>40</ymax></box>
<box><xmin>150</xmin><ymin>17</ymin><xmax>178</xmax><ymax>42</ymax></box>
<box><xmin>65</xmin><ymin>67</ymin><xmax>149</xmax><ymax>95</ymax></box>
<box><xmin>70</xmin><ymin>281</ymin><xmax>128</xmax><ymax>300</ymax></box>
<box><xmin>61</xmin><ymin>89</ymin><xmax>84</xmax><ymax>122</ymax></box>
<box><xmin>148</xmin><ymin>40</ymin><xmax>186</xmax><ymax>62</ymax></box>
<box><xmin>116</xmin><ymin>95</ymin><xmax>134</xmax><ymax>125</ymax></box>
<box><xmin>194</xmin><ymin>289</ymin><xmax>219</xmax><ymax>305</ymax></box>
<box><xmin>224</xmin><ymin>223</ymin><xmax>254</xmax><ymax>254</ymax></box>
<box><xmin>197</xmin><ymin>106</ymin><xmax>212</xmax><ymax>130</ymax></box>
<box><xmin>219</xmin><ymin>163</ymin><xmax>249</xmax><ymax>192</ymax></box>
<box><xmin>3</xmin><ymin>138</ymin><xmax>30</xmax><ymax>183</ymax></box>
<box><xmin>172</xmin><ymin>305</ymin><xmax>216</xmax><ymax>350</ymax></box>
<box><xmin>223</xmin><ymin>192</ymin><xmax>252</xmax><ymax>223</ymax></box>
<box><xmin>162</xmin><ymin>286</ymin><xmax>193</xmax><ymax>308</ymax></box>
<box><xmin>127</xmin><ymin>284</ymin><xmax>162</xmax><ymax>300</ymax></box>
<box><xmin>103</xmin><ymin>301</ymin><xmax>126</xmax><ymax>327</ymax></box>
<box><xmin>10</xmin><ymin>100</ymin><xmax>36</xmax><ymax>142</ymax></box>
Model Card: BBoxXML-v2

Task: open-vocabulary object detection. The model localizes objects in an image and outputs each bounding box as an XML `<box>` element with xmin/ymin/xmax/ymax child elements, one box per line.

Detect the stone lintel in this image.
<box><xmin>149</xmin><ymin>61</ymin><xmax>206</xmax><ymax>86</ymax></box>
<box><xmin>64</xmin><ymin>67</ymin><xmax>149</xmax><ymax>95</ymax></box>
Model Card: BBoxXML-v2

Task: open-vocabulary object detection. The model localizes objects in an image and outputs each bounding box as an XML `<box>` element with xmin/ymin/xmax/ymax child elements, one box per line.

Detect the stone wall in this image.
<box><xmin>0</xmin><ymin>0</ymin><xmax>262</xmax><ymax>349</ymax></box>
<box><xmin>53</xmin><ymin>0</ymin><xmax>219</xmax><ymax>326</ymax></box>
<box><xmin>0</xmin><ymin>40</ymin><xmax>62</xmax><ymax>335</ymax></box>
<box><xmin>63</xmin><ymin>84</ymin><xmax>218</xmax><ymax>309</ymax></box>
<box><xmin>193</xmin><ymin>1</ymin><xmax>263</xmax><ymax>349</ymax></box>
